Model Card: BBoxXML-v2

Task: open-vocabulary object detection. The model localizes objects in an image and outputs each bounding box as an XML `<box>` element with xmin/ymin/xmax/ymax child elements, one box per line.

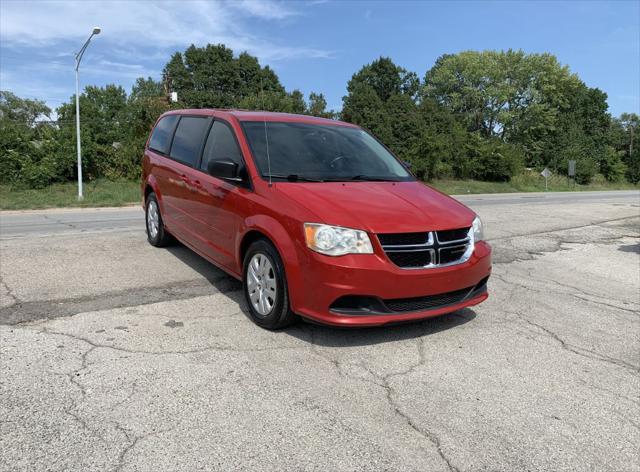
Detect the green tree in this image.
<box><xmin>341</xmin><ymin>81</ymin><xmax>392</xmax><ymax>143</ymax></box>
<box><xmin>424</xmin><ymin>50</ymin><xmax>579</xmax><ymax>140</ymax></box>
<box><xmin>236</xmin><ymin>89</ymin><xmax>306</xmax><ymax>114</ymax></box>
<box><xmin>113</xmin><ymin>78</ymin><xmax>172</xmax><ymax>179</ymax></box>
<box><xmin>346</xmin><ymin>57</ymin><xmax>419</xmax><ymax>102</ymax></box>
<box><xmin>598</xmin><ymin>146</ymin><xmax>627</xmax><ymax>182</ymax></box>
<box><xmin>540</xmin><ymin>84</ymin><xmax>611</xmax><ymax>182</ymax></box>
<box><xmin>307</xmin><ymin>92</ymin><xmax>332</xmax><ymax>118</ymax></box>
<box><xmin>385</xmin><ymin>93</ymin><xmax>423</xmax><ymax>159</ymax></box>
<box><xmin>342</xmin><ymin>57</ymin><xmax>420</xmax><ymax>153</ymax></box>
<box><xmin>611</xmin><ymin>113</ymin><xmax>639</xmax><ymax>182</ymax></box>
<box><xmin>409</xmin><ymin>99</ymin><xmax>469</xmax><ymax>180</ymax></box>
<box><xmin>423</xmin><ymin>49</ymin><xmax>617</xmax><ymax>182</ymax></box>
<box><xmin>0</xmin><ymin>91</ymin><xmax>58</xmax><ymax>187</ymax></box>
<box><xmin>163</xmin><ymin>44</ymin><xmax>287</xmax><ymax>108</ymax></box>
<box><xmin>626</xmin><ymin>146</ymin><xmax>640</xmax><ymax>184</ymax></box>
<box><xmin>129</xmin><ymin>77</ymin><xmax>164</xmax><ymax>101</ymax></box>
<box><xmin>56</xmin><ymin>85</ymin><xmax>129</xmax><ymax>181</ymax></box>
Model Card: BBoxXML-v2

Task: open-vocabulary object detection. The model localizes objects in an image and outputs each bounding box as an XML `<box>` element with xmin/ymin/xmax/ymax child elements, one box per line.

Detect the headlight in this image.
<box><xmin>472</xmin><ymin>216</ymin><xmax>484</xmax><ymax>242</ymax></box>
<box><xmin>304</xmin><ymin>223</ymin><xmax>373</xmax><ymax>256</ymax></box>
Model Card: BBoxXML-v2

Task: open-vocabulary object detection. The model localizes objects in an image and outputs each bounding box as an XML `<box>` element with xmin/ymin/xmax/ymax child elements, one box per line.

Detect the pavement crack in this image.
<box><xmin>514</xmin><ymin>311</ymin><xmax>639</xmax><ymax>374</ymax></box>
<box><xmin>382</xmin><ymin>342</ymin><xmax>460</xmax><ymax>472</ymax></box>
<box><xmin>111</xmin><ymin>379</ymin><xmax>140</xmax><ymax>411</ymax></box>
<box><xmin>568</xmin><ymin>293</ymin><xmax>639</xmax><ymax>315</ymax></box>
<box><xmin>0</xmin><ymin>278</ymin><xmax>242</xmax><ymax>325</ymax></box>
<box><xmin>112</xmin><ymin>425</ymin><xmax>172</xmax><ymax>472</ymax></box>
<box><xmin>306</xmin><ymin>324</ymin><xmax>458</xmax><ymax>472</ymax></box>
<box><xmin>306</xmin><ymin>326</ymin><xmax>347</xmax><ymax>378</ymax></box>
<box><xmin>0</xmin><ymin>274</ymin><xmax>21</xmax><ymax>307</ymax></box>
<box><xmin>53</xmin><ymin>342</ymin><xmax>107</xmax><ymax>443</ymax></box>
<box><xmin>382</xmin><ymin>383</ymin><xmax>459</xmax><ymax>472</ymax></box>
<box><xmin>490</xmin><ymin>216</ymin><xmax>640</xmax><ymax>266</ymax></box>
<box><xmin>378</xmin><ymin>337</ymin><xmax>459</xmax><ymax>472</ymax></box>
<box><xmin>492</xmin><ymin>273</ymin><xmax>639</xmax><ymax>317</ymax></box>
<box><xmin>488</xmin><ymin>215</ymin><xmax>640</xmax><ymax>242</ymax></box>
<box><xmin>34</xmin><ymin>326</ymin><xmax>307</xmax><ymax>357</ymax></box>
<box><xmin>574</xmin><ymin>375</ymin><xmax>640</xmax><ymax>408</ymax></box>
<box><xmin>41</xmin><ymin>213</ymin><xmax>78</xmax><ymax>230</ymax></box>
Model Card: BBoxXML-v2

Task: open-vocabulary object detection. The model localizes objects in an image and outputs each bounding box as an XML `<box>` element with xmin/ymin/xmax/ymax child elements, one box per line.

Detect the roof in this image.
<box><xmin>162</xmin><ymin>108</ymin><xmax>358</xmax><ymax>127</ymax></box>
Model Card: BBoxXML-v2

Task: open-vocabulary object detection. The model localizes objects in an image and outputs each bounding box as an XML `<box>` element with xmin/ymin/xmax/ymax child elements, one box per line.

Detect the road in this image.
<box><xmin>1</xmin><ymin>190</ymin><xmax>639</xmax><ymax>472</ymax></box>
<box><xmin>1</xmin><ymin>190</ymin><xmax>638</xmax><ymax>240</ymax></box>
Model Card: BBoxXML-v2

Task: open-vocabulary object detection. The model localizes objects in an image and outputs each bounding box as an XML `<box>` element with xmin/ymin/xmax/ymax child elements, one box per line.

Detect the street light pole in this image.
<box><xmin>74</xmin><ymin>27</ymin><xmax>101</xmax><ymax>200</ymax></box>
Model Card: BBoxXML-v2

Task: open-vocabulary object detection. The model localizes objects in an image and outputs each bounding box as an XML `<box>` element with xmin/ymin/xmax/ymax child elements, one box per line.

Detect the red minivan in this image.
<box><xmin>141</xmin><ymin>109</ymin><xmax>491</xmax><ymax>329</ymax></box>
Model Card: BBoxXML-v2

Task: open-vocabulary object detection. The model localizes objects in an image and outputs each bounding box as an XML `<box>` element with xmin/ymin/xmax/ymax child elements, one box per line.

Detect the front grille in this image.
<box><xmin>439</xmin><ymin>245</ymin><xmax>468</xmax><ymax>264</ymax></box>
<box><xmin>387</xmin><ymin>250</ymin><xmax>432</xmax><ymax>268</ymax></box>
<box><xmin>377</xmin><ymin>232</ymin><xmax>429</xmax><ymax>246</ymax></box>
<box><xmin>383</xmin><ymin>276</ymin><xmax>489</xmax><ymax>313</ymax></box>
<box><xmin>378</xmin><ymin>227</ymin><xmax>472</xmax><ymax>269</ymax></box>
<box><xmin>437</xmin><ymin>227</ymin><xmax>470</xmax><ymax>243</ymax></box>
<box><xmin>384</xmin><ymin>286</ymin><xmax>472</xmax><ymax>312</ymax></box>
<box><xmin>329</xmin><ymin>276</ymin><xmax>490</xmax><ymax>315</ymax></box>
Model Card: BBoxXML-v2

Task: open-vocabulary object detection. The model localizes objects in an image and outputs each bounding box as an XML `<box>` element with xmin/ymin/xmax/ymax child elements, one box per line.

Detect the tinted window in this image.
<box><xmin>170</xmin><ymin>116</ymin><xmax>210</xmax><ymax>167</ymax></box>
<box><xmin>242</xmin><ymin>122</ymin><xmax>412</xmax><ymax>182</ymax></box>
<box><xmin>200</xmin><ymin>121</ymin><xmax>243</xmax><ymax>171</ymax></box>
<box><xmin>148</xmin><ymin>115</ymin><xmax>178</xmax><ymax>154</ymax></box>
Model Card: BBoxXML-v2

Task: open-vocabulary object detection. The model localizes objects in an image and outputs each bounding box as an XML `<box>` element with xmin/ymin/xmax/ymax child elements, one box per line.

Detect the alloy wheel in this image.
<box><xmin>147</xmin><ymin>200</ymin><xmax>159</xmax><ymax>239</ymax></box>
<box><xmin>247</xmin><ymin>253</ymin><xmax>277</xmax><ymax>316</ymax></box>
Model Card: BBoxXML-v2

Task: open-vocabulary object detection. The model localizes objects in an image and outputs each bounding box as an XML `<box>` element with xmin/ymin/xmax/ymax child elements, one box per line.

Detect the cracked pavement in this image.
<box><xmin>1</xmin><ymin>191</ymin><xmax>639</xmax><ymax>471</ymax></box>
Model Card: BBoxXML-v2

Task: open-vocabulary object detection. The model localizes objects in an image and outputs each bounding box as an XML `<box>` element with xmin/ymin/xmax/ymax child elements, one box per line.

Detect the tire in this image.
<box><xmin>145</xmin><ymin>193</ymin><xmax>172</xmax><ymax>247</ymax></box>
<box><xmin>243</xmin><ymin>239</ymin><xmax>297</xmax><ymax>329</ymax></box>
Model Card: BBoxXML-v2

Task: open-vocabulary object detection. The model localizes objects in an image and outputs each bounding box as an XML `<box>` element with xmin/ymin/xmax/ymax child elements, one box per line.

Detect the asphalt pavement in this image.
<box><xmin>1</xmin><ymin>190</ymin><xmax>639</xmax><ymax>472</ymax></box>
<box><xmin>1</xmin><ymin>190</ymin><xmax>637</xmax><ymax>240</ymax></box>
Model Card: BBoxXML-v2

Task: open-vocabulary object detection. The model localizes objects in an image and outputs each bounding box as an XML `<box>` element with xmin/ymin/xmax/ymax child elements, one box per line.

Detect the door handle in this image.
<box><xmin>192</xmin><ymin>180</ymin><xmax>204</xmax><ymax>189</ymax></box>
<box><xmin>180</xmin><ymin>174</ymin><xmax>189</xmax><ymax>183</ymax></box>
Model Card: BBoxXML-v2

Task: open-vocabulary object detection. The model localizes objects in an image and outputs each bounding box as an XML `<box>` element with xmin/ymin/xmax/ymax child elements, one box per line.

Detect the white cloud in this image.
<box><xmin>230</xmin><ymin>0</ymin><xmax>299</xmax><ymax>20</ymax></box>
<box><xmin>0</xmin><ymin>0</ymin><xmax>332</xmax><ymax>109</ymax></box>
<box><xmin>0</xmin><ymin>0</ymin><xmax>331</xmax><ymax>61</ymax></box>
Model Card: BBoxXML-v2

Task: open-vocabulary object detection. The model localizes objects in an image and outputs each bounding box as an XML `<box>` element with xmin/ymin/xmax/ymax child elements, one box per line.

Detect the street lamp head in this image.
<box><xmin>92</xmin><ymin>27</ymin><xmax>101</xmax><ymax>35</ymax></box>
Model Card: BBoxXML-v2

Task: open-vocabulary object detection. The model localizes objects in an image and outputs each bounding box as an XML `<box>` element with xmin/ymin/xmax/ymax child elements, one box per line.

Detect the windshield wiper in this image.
<box><xmin>264</xmin><ymin>174</ymin><xmax>324</xmax><ymax>182</ymax></box>
<box><xmin>326</xmin><ymin>175</ymin><xmax>400</xmax><ymax>182</ymax></box>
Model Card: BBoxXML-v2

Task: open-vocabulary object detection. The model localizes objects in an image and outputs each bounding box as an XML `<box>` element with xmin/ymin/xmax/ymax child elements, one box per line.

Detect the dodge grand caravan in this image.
<box><xmin>142</xmin><ymin>109</ymin><xmax>491</xmax><ymax>329</ymax></box>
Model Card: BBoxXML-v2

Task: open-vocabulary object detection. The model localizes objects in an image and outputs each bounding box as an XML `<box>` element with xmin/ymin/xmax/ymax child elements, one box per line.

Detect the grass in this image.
<box><xmin>0</xmin><ymin>179</ymin><xmax>141</xmax><ymax>211</ymax></box>
<box><xmin>429</xmin><ymin>173</ymin><xmax>638</xmax><ymax>195</ymax></box>
<box><xmin>0</xmin><ymin>173</ymin><xmax>637</xmax><ymax>210</ymax></box>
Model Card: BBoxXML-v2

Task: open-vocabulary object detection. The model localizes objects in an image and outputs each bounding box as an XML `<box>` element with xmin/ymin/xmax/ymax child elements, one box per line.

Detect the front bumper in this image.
<box><xmin>289</xmin><ymin>241</ymin><xmax>492</xmax><ymax>327</ymax></box>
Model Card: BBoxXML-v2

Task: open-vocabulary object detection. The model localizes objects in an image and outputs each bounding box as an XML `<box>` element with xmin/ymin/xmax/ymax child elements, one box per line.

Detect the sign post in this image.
<box><xmin>568</xmin><ymin>160</ymin><xmax>576</xmax><ymax>188</ymax></box>
<box><xmin>541</xmin><ymin>167</ymin><xmax>551</xmax><ymax>191</ymax></box>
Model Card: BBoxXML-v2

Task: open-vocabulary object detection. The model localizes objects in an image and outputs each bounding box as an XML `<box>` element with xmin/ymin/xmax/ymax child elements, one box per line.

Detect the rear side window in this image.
<box><xmin>148</xmin><ymin>115</ymin><xmax>178</xmax><ymax>154</ymax></box>
<box><xmin>200</xmin><ymin>120</ymin><xmax>244</xmax><ymax>171</ymax></box>
<box><xmin>169</xmin><ymin>116</ymin><xmax>210</xmax><ymax>167</ymax></box>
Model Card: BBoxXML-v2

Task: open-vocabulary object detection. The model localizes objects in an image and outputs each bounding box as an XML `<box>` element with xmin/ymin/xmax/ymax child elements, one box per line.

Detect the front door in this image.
<box><xmin>190</xmin><ymin>119</ymin><xmax>248</xmax><ymax>269</ymax></box>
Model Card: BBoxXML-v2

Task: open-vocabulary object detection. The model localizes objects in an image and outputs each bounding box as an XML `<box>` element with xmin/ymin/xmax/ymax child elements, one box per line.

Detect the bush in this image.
<box><xmin>626</xmin><ymin>147</ymin><xmax>640</xmax><ymax>184</ymax></box>
<box><xmin>96</xmin><ymin>138</ymin><xmax>145</xmax><ymax>181</ymax></box>
<box><xmin>473</xmin><ymin>140</ymin><xmax>523</xmax><ymax>181</ymax></box>
<box><xmin>599</xmin><ymin>146</ymin><xmax>627</xmax><ymax>182</ymax></box>
<box><xmin>572</xmin><ymin>156</ymin><xmax>598</xmax><ymax>184</ymax></box>
<box><xmin>407</xmin><ymin>128</ymin><xmax>446</xmax><ymax>180</ymax></box>
<box><xmin>459</xmin><ymin>135</ymin><xmax>522</xmax><ymax>181</ymax></box>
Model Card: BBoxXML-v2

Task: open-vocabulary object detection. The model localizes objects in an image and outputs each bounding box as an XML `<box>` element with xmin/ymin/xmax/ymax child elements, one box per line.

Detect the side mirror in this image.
<box><xmin>207</xmin><ymin>159</ymin><xmax>241</xmax><ymax>181</ymax></box>
<box><xmin>403</xmin><ymin>160</ymin><xmax>413</xmax><ymax>169</ymax></box>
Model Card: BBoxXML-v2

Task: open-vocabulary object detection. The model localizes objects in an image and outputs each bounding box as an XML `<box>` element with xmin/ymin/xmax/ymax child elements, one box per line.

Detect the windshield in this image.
<box><xmin>241</xmin><ymin>121</ymin><xmax>413</xmax><ymax>182</ymax></box>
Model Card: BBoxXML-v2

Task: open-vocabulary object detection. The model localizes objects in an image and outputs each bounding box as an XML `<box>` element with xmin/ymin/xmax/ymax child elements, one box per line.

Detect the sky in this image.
<box><xmin>1</xmin><ymin>0</ymin><xmax>638</xmax><ymax>117</ymax></box>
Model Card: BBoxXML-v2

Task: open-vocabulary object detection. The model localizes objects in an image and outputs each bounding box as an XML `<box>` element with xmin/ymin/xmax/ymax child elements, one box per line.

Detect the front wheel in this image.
<box><xmin>243</xmin><ymin>239</ymin><xmax>297</xmax><ymax>329</ymax></box>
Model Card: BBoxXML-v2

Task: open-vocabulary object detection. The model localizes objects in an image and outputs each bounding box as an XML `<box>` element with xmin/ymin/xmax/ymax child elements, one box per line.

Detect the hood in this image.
<box><xmin>274</xmin><ymin>181</ymin><xmax>475</xmax><ymax>233</ymax></box>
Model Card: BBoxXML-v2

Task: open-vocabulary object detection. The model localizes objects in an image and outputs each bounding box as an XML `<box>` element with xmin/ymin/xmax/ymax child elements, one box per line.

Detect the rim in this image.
<box><xmin>147</xmin><ymin>200</ymin><xmax>159</xmax><ymax>239</ymax></box>
<box><xmin>247</xmin><ymin>253</ymin><xmax>277</xmax><ymax>316</ymax></box>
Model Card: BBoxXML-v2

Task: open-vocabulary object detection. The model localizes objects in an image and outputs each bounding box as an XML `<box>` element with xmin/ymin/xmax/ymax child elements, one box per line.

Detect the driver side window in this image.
<box><xmin>200</xmin><ymin>121</ymin><xmax>243</xmax><ymax>172</ymax></box>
